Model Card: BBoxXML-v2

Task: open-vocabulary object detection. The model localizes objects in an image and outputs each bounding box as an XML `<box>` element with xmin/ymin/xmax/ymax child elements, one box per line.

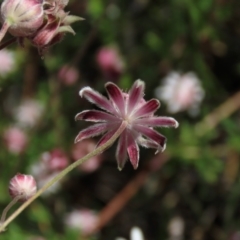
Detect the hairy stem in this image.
<box><xmin>0</xmin><ymin>22</ymin><xmax>10</xmax><ymax>43</ymax></box>
<box><xmin>0</xmin><ymin>121</ymin><xmax>127</xmax><ymax>232</ymax></box>
<box><xmin>0</xmin><ymin>196</ymin><xmax>21</xmax><ymax>224</ymax></box>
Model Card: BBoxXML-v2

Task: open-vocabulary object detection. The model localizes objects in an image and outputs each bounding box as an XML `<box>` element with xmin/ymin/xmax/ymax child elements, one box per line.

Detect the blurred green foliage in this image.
<box><xmin>0</xmin><ymin>0</ymin><xmax>240</xmax><ymax>239</ymax></box>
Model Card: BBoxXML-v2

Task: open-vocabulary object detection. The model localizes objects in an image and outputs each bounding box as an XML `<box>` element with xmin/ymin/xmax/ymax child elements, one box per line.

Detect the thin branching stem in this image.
<box><xmin>0</xmin><ymin>196</ymin><xmax>21</xmax><ymax>224</ymax></box>
<box><xmin>0</xmin><ymin>121</ymin><xmax>127</xmax><ymax>232</ymax></box>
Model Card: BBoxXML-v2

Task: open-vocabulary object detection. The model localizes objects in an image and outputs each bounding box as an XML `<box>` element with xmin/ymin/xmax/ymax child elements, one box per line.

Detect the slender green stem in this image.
<box><xmin>0</xmin><ymin>196</ymin><xmax>21</xmax><ymax>224</ymax></box>
<box><xmin>0</xmin><ymin>121</ymin><xmax>127</xmax><ymax>232</ymax></box>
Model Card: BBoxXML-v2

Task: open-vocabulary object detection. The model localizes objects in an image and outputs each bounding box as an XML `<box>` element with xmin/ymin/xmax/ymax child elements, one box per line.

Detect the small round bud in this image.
<box><xmin>9</xmin><ymin>173</ymin><xmax>37</xmax><ymax>202</ymax></box>
<box><xmin>0</xmin><ymin>0</ymin><xmax>44</xmax><ymax>38</ymax></box>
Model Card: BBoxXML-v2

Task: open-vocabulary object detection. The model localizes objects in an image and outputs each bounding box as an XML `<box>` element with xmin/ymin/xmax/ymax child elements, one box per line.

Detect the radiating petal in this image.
<box><xmin>74</xmin><ymin>123</ymin><xmax>108</xmax><ymax>143</ymax></box>
<box><xmin>127</xmin><ymin>79</ymin><xmax>145</xmax><ymax>115</ymax></box>
<box><xmin>95</xmin><ymin>125</ymin><xmax>120</xmax><ymax>148</ymax></box>
<box><xmin>105</xmin><ymin>82</ymin><xmax>125</xmax><ymax>116</ymax></box>
<box><xmin>116</xmin><ymin>130</ymin><xmax>128</xmax><ymax>170</ymax></box>
<box><xmin>127</xmin><ymin>132</ymin><xmax>139</xmax><ymax>169</ymax></box>
<box><xmin>134</xmin><ymin>117</ymin><xmax>179</xmax><ymax>128</ymax></box>
<box><xmin>137</xmin><ymin>136</ymin><xmax>159</xmax><ymax>150</ymax></box>
<box><xmin>133</xmin><ymin>125</ymin><xmax>166</xmax><ymax>151</ymax></box>
<box><xmin>80</xmin><ymin>87</ymin><xmax>117</xmax><ymax>114</ymax></box>
<box><xmin>132</xmin><ymin>99</ymin><xmax>160</xmax><ymax>118</ymax></box>
<box><xmin>75</xmin><ymin>110</ymin><xmax>119</xmax><ymax>122</ymax></box>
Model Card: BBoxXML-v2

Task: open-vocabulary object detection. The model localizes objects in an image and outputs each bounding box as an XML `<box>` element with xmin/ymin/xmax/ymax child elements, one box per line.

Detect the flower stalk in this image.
<box><xmin>0</xmin><ymin>196</ymin><xmax>21</xmax><ymax>224</ymax></box>
<box><xmin>0</xmin><ymin>22</ymin><xmax>10</xmax><ymax>43</ymax></box>
<box><xmin>0</xmin><ymin>121</ymin><xmax>127</xmax><ymax>232</ymax></box>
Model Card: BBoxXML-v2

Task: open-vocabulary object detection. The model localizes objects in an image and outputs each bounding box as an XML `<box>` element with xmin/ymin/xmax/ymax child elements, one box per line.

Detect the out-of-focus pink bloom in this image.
<box><xmin>58</xmin><ymin>65</ymin><xmax>79</xmax><ymax>85</ymax></box>
<box><xmin>64</xmin><ymin>209</ymin><xmax>98</xmax><ymax>235</ymax></box>
<box><xmin>0</xmin><ymin>49</ymin><xmax>15</xmax><ymax>76</ymax></box>
<box><xmin>72</xmin><ymin>140</ymin><xmax>102</xmax><ymax>173</ymax></box>
<box><xmin>96</xmin><ymin>47</ymin><xmax>124</xmax><ymax>81</ymax></box>
<box><xmin>15</xmin><ymin>99</ymin><xmax>44</xmax><ymax>128</ymax></box>
<box><xmin>168</xmin><ymin>216</ymin><xmax>185</xmax><ymax>240</ymax></box>
<box><xmin>9</xmin><ymin>173</ymin><xmax>37</xmax><ymax>202</ymax></box>
<box><xmin>30</xmin><ymin>149</ymin><xmax>69</xmax><ymax>196</ymax></box>
<box><xmin>229</xmin><ymin>232</ymin><xmax>240</xmax><ymax>240</ymax></box>
<box><xmin>155</xmin><ymin>71</ymin><xmax>205</xmax><ymax>116</ymax></box>
<box><xmin>75</xmin><ymin>80</ymin><xmax>178</xmax><ymax>170</ymax></box>
<box><xmin>4</xmin><ymin>126</ymin><xmax>28</xmax><ymax>154</ymax></box>
<box><xmin>42</xmin><ymin>148</ymin><xmax>69</xmax><ymax>171</ymax></box>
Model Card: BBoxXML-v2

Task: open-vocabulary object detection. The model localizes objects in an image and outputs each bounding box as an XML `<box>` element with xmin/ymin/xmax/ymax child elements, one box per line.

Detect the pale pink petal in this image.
<box><xmin>116</xmin><ymin>130</ymin><xmax>128</xmax><ymax>170</ymax></box>
<box><xmin>75</xmin><ymin>110</ymin><xmax>119</xmax><ymax>122</ymax></box>
<box><xmin>80</xmin><ymin>87</ymin><xmax>116</xmax><ymax>114</ymax></box>
<box><xmin>133</xmin><ymin>99</ymin><xmax>160</xmax><ymax>118</ymax></box>
<box><xmin>127</xmin><ymin>79</ymin><xmax>145</xmax><ymax>114</ymax></box>
<box><xmin>95</xmin><ymin>126</ymin><xmax>120</xmax><ymax>148</ymax></box>
<box><xmin>134</xmin><ymin>117</ymin><xmax>179</xmax><ymax>128</ymax></box>
<box><xmin>133</xmin><ymin>125</ymin><xmax>166</xmax><ymax>150</ymax></box>
<box><xmin>127</xmin><ymin>132</ymin><xmax>139</xmax><ymax>169</ymax></box>
<box><xmin>105</xmin><ymin>82</ymin><xmax>125</xmax><ymax>115</ymax></box>
<box><xmin>74</xmin><ymin>123</ymin><xmax>109</xmax><ymax>143</ymax></box>
<box><xmin>137</xmin><ymin>136</ymin><xmax>160</xmax><ymax>150</ymax></box>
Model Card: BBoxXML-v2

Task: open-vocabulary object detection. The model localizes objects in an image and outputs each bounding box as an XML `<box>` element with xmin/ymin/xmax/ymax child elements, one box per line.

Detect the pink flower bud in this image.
<box><xmin>30</xmin><ymin>11</ymin><xmax>83</xmax><ymax>53</ymax></box>
<box><xmin>72</xmin><ymin>140</ymin><xmax>102</xmax><ymax>173</ymax></box>
<box><xmin>9</xmin><ymin>173</ymin><xmax>37</xmax><ymax>202</ymax></box>
<box><xmin>41</xmin><ymin>148</ymin><xmax>69</xmax><ymax>171</ymax></box>
<box><xmin>3</xmin><ymin>126</ymin><xmax>28</xmax><ymax>154</ymax></box>
<box><xmin>96</xmin><ymin>47</ymin><xmax>124</xmax><ymax>81</ymax></box>
<box><xmin>0</xmin><ymin>0</ymin><xmax>44</xmax><ymax>39</ymax></box>
<box><xmin>58</xmin><ymin>65</ymin><xmax>79</xmax><ymax>86</ymax></box>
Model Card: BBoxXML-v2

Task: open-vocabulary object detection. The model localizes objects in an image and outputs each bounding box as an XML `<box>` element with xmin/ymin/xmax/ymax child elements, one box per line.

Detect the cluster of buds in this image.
<box><xmin>0</xmin><ymin>0</ymin><xmax>83</xmax><ymax>53</ymax></box>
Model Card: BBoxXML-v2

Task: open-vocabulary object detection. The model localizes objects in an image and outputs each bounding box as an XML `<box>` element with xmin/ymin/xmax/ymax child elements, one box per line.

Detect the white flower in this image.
<box><xmin>15</xmin><ymin>99</ymin><xmax>44</xmax><ymax>128</ymax></box>
<box><xmin>116</xmin><ymin>226</ymin><xmax>145</xmax><ymax>240</ymax></box>
<box><xmin>64</xmin><ymin>209</ymin><xmax>98</xmax><ymax>235</ymax></box>
<box><xmin>168</xmin><ymin>216</ymin><xmax>185</xmax><ymax>239</ymax></box>
<box><xmin>155</xmin><ymin>71</ymin><xmax>205</xmax><ymax>116</ymax></box>
<box><xmin>130</xmin><ymin>227</ymin><xmax>145</xmax><ymax>240</ymax></box>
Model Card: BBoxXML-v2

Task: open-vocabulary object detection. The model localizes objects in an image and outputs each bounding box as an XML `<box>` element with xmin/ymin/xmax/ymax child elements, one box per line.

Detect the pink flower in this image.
<box><xmin>4</xmin><ymin>126</ymin><xmax>28</xmax><ymax>154</ymax></box>
<box><xmin>64</xmin><ymin>209</ymin><xmax>98</xmax><ymax>235</ymax></box>
<box><xmin>96</xmin><ymin>47</ymin><xmax>124</xmax><ymax>81</ymax></box>
<box><xmin>58</xmin><ymin>65</ymin><xmax>79</xmax><ymax>86</ymax></box>
<box><xmin>30</xmin><ymin>149</ymin><xmax>69</xmax><ymax>196</ymax></box>
<box><xmin>75</xmin><ymin>80</ymin><xmax>178</xmax><ymax>170</ymax></box>
<box><xmin>0</xmin><ymin>49</ymin><xmax>15</xmax><ymax>76</ymax></box>
<box><xmin>9</xmin><ymin>173</ymin><xmax>37</xmax><ymax>202</ymax></box>
<box><xmin>41</xmin><ymin>148</ymin><xmax>69</xmax><ymax>171</ymax></box>
<box><xmin>72</xmin><ymin>140</ymin><xmax>102</xmax><ymax>173</ymax></box>
<box><xmin>155</xmin><ymin>71</ymin><xmax>205</xmax><ymax>116</ymax></box>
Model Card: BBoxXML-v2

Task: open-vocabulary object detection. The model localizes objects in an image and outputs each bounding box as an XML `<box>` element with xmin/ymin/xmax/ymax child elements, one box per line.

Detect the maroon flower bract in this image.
<box><xmin>75</xmin><ymin>80</ymin><xmax>179</xmax><ymax>170</ymax></box>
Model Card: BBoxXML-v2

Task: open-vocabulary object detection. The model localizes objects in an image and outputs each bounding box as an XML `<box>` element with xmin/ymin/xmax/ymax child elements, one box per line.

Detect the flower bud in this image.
<box><xmin>0</xmin><ymin>0</ymin><xmax>44</xmax><ymax>39</ymax></box>
<box><xmin>30</xmin><ymin>12</ymin><xmax>83</xmax><ymax>53</ymax></box>
<box><xmin>9</xmin><ymin>173</ymin><xmax>37</xmax><ymax>202</ymax></box>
